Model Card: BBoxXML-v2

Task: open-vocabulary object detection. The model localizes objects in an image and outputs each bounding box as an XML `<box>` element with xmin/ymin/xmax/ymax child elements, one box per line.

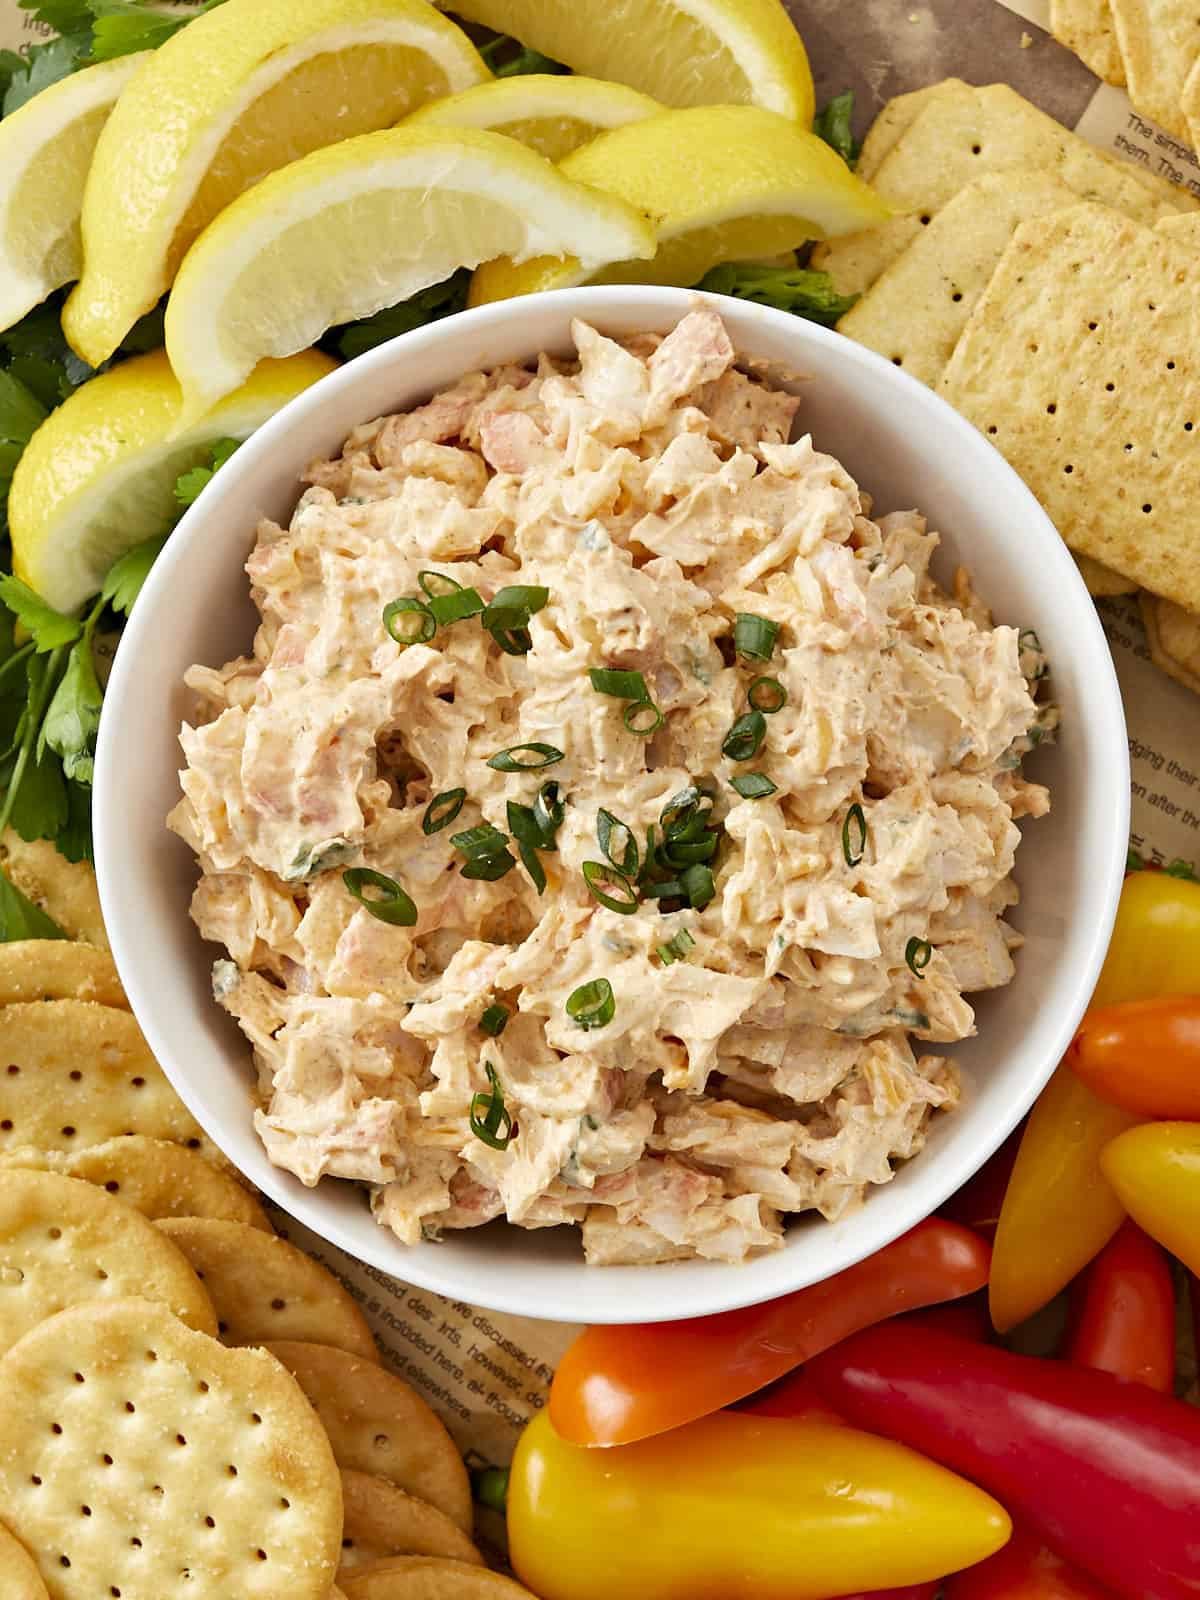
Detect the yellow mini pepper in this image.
<box><xmin>507</xmin><ymin>1410</ymin><xmax>1011</xmax><ymax>1600</ymax></box>
<box><xmin>1102</xmin><ymin>1121</ymin><xmax>1200</xmax><ymax>1275</ymax></box>
<box><xmin>990</xmin><ymin>871</ymin><xmax>1200</xmax><ymax>1331</ymax></box>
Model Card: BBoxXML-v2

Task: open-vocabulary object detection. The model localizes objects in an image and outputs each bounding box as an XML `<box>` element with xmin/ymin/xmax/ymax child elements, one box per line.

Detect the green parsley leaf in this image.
<box><xmin>477</xmin><ymin>33</ymin><xmax>568</xmax><ymax>76</ymax></box>
<box><xmin>695</xmin><ymin>261</ymin><xmax>858</xmax><ymax>328</ymax></box>
<box><xmin>1164</xmin><ymin>858</ymin><xmax>1200</xmax><ymax>882</ymax></box>
<box><xmin>0</xmin><ymin>868</ymin><xmax>68</xmax><ymax>943</ymax></box>
<box><xmin>55</xmin><ymin>778</ymin><xmax>92</xmax><ymax>863</ymax></box>
<box><xmin>6</xmin><ymin>740</ymin><xmax>68</xmax><ymax>840</ymax></box>
<box><xmin>0</xmin><ymin>368</ymin><xmax>48</xmax><ymax>449</ymax></box>
<box><xmin>813</xmin><ymin>89</ymin><xmax>861</xmax><ymax>169</ymax></box>
<box><xmin>2</xmin><ymin>33</ymin><xmax>83</xmax><ymax>115</ymax></box>
<box><xmin>41</xmin><ymin>633</ymin><xmax>103</xmax><ymax>782</ymax></box>
<box><xmin>101</xmin><ymin>532</ymin><xmax>166</xmax><ymax>616</ymax></box>
<box><xmin>0</xmin><ymin>296</ymin><xmax>96</xmax><ymax>394</ymax></box>
<box><xmin>328</xmin><ymin>271</ymin><xmax>471</xmax><ymax>360</ymax></box>
<box><xmin>174</xmin><ymin>436</ymin><xmax>241</xmax><ymax>506</ymax></box>
<box><xmin>0</xmin><ymin>576</ymin><xmax>82</xmax><ymax>652</ymax></box>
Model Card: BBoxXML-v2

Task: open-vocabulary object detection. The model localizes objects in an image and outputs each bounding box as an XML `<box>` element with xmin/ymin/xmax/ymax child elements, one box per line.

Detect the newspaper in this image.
<box><xmin>3</xmin><ymin>0</ymin><xmax>1199</xmax><ymax>1489</ymax></box>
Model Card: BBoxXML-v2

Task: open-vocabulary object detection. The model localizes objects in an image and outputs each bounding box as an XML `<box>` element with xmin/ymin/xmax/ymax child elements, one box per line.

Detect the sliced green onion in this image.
<box><xmin>905</xmin><ymin>937</ymin><xmax>933</xmax><ymax>979</ymax></box>
<box><xmin>482</xmin><ymin>586</ymin><xmax>549</xmax><ymax>656</ymax></box>
<box><xmin>383</xmin><ymin>596</ymin><xmax>435</xmax><ymax>646</ymax></box>
<box><xmin>842</xmin><ymin>802</ymin><xmax>868</xmax><ymax>868</ymax></box>
<box><xmin>662</xmin><ymin>834</ymin><xmax>717</xmax><ymax>868</ymax></box>
<box><xmin>661</xmin><ymin>787</ymin><xmax>704</xmax><ymax>838</ymax></box>
<box><xmin>589</xmin><ymin>667</ymin><xmax>649</xmax><ymax>699</ymax></box>
<box><xmin>461</xmin><ymin>850</ymin><xmax>517</xmax><ymax>881</ymax></box>
<box><xmin>342</xmin><ymin>867</ymin><xmax>418</xmax><ymax>926</ymax></box>
<box><xmin>681</xmin><ymin>863</ymin><xmax>716</xmax><ymax>910</ymax></box>
<box><xmin>533</xmin><ymin>781</ymin><xmax>564</xmax><ymax>845</ymax></box>
<box><xmin>506</xmin><ymin>801</ymin><xmax>544</xmax><ymax>848</ymax></box>
<box><xmin>419</xmin><ymin>571</ymin><xmax>464</xmax><ymax>599</ymax></box>
<box><xmin>487</xmin><ymin>743</ymin><xmax>564</xmax><ymax>772</ymax></box>
<box><xmin>469</xmin><ymin>1063</ymin><xmax>515</xmax><ymax>1150</ymax></box>
<box><xmin>423</xmin><ymin>788</ymin><xmax>466</xmax><ymax>835</ymax></box>
<box><xmin>597</xmin><ymin>809</ymin><xmax>638</xmax><ymax>877</ymax></box>
<box><xmin>731</xmin><ymin>773</ymin><xmax>778</xmax><ymax>799</ymax></box>
<box><xmin>642</xmin><ymin>877</ymin><xmax>684</xmax><ymax>900</ymax></box>
<box><xmin>722</xmin><ymin>709</ymin><xmax>767</xmax><ymax>762</ymax></box>
<box><xmin>658</xmin><ymin>928</ymin><xmax>696</xmax><ymax>965</ymax></box>
<box><xmin>748</xmin><ymin>676</ymin><xmax>787</xmax><ymax>714</ymax></box>
<box><xmin>479</xmin><ymin>1004</ymin><xmax>510</xmax><ymax>1037</ymax></box>
<box><xmin>624</xmin><ymin>699</ymin><xmax>663</xmax><ymax>736</ymax></box>
<box><xmin>519</xmin><ymin>840</ymin><xmax>547</xmax><ymax>894</ymax></box>
<box><xmin>582</xmin><ymin>861</ymin><xmax>638</xmax><ymax>914</ymax></box>
<box><xmin>734</xmin><ymin>612</ymin><xmax>780</xmax><ymax>661</ymax></box>
<box><xmin>488</xmin><ymin>584</ymin><xmax>549</xmax><ymax>615</ymax></box>
<box><xmin>566</xmin><ymin>977</ymin><xmax>615</xmax><ymax>1030</ymax></box>
<box><xmin>637</xmin><ymin>824</ymin><xmax>660</xmax><ymax>886</ymax></box>
<box><xmin>429</xmin><ymin>588</ymin><xmax>484</xmax><ymax>625</ymax></box>
<box><xmin>452</xmin><ymin>823</ymin><xmax>509</xmax><ymax>859</ymax></box>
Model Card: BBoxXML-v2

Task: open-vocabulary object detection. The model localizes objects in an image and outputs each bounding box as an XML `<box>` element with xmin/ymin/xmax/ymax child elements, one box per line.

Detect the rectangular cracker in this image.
<box><xmin>856</xmin><ymin>80</ymin><xmax>968</xmax><ymax>180</ymax></box>
<box><xmin>1110</xmin><ymin>0</ymin><xmax>1200</xmax><ymax>140</ymax></box>
<box><xmin>839</xmin><ymin>170</ymin><xmax>1080</xmax><ymax>385</ymax></box>
<box><xmin>1050</xmin><ymin>0</ymin><xmax>1126</xmax><ymax>85</ymax></box>
<box><xmin>939</xmin><ymin>202</ymin><xmax>1200</xmax><ymax>610</ymax></box>
<box><xmin>813</xmin><ymin>80</ymin><xmax>1194</xmax><ymax>298</ymax></box>
<box><xmin>1140</xmin><ymin>594</ymin><xmax>1200</xmax><ymax>693</ymax></box>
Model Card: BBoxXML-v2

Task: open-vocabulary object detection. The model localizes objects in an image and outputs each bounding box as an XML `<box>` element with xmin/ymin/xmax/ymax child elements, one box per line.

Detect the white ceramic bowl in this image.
<box><xmin>95</xmin><ymin>285</ymin><xmax>1128</xmax><ymax>1325</ymax></box>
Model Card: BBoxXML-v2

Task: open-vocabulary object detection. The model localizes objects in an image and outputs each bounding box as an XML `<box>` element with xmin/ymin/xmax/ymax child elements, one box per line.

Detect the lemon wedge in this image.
<box><xmin>403</xmin><ymin>74</ymin><xmax>662</xmax><ymax>162</ymax></box>
<box><xmin>440</xmin><ymin>0</ymin><xmax>813</xmax><ymax>121</ymax></box>
<box><xmin>0</xmin><ymin>53</ymin><xmax>146</xmax><ymax>334</ymax></box>
<box><xmin>62</xmin><ymin>0</ymin><xmax>488</xmax><ymax>367</ymax></box>
<box><xmin>163</xmin><ymin>125</ymin><xmax>656</xmax><ymax>421</ymax></box>
<box><xmin>10</xmin><ymin>348</ymin><xmax>336</xmax><ymax>614</ymax></box>
<box><xmin>470</xmin><ymin>105</ymin><xmax>892</xmax><ymax>303</ymax></box>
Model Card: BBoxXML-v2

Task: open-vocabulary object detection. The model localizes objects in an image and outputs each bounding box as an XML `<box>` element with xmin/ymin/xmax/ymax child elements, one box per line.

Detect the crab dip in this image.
<box><xmin>170</xmin><ymin>307</ymin><xmax>1054</xmax><ymax>1266</ymax></box>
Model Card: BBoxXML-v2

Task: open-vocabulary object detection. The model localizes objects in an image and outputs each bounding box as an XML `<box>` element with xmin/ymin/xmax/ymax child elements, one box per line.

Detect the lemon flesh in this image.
<box><xmin>403</xmin><ymin>74</ymin><xmax>662</xmax><ymax>162</ymax></box>
<box><xmin>10</xmin><ymin>348</ymin><xmax>336</xmax><ymax>614</ymax></box>
<box><xmin>439</xmin><ymin>0</ymin><xmax>813</xmax><ymax>121</ymax></box>
<box><xmin>62</xmin><ymin>0</ymin><xmax>488</xmax><ymax>367</ymax></box>
<box><xmin>163</xmin><ymin>125</ymin><xmax>656</xmax><ymax>421</ymax></box>
<box><xmin>0</xmin><ymin>54</ymin><xmax>145</xmax><ymax>334</ymax></box>
<box><xmin>470</xmin><ymin>105</ymin><xmax>892</xmax><ymax>304</ymax></box>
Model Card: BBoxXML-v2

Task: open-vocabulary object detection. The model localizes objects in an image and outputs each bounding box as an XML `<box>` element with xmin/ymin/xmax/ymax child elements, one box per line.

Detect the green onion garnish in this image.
<box><xmin>342</xmin><ymin>867</ymin><xmax>418</xmax><ymax>926</ymax></box>
<box><xmin>480</xmin><ymin>1004</ymin><xmax>510</xmax><ymax>1037</ymax></box>
<box><xmin>469</xmin><ymin>1063</ymin><xmax>515</xmax><ymax>1150</ymax></box>
<box><xmin>566</xmin><ymin>977</ymin><xmax>615</xmax><ymax>1030</ymax></box>
<box><xmin>597</xmin><ymin>808</ymin><xmax>639</xmax><ymax>877</ymax></box>
<box><xmin>519</xmin><ymin>841</ymin><xmax>547</xmax><ymax>894</ymax></box>
<box><xmin>734</xmin><ymin>613</ymin><xmax>780</xmax><ymax>661</ymax></box>
<box><xmin>423</xmin><ymin>788</ymin><xmax>466</xmax><ymax>834</ymax></box>
<box><xmin>582</xmin><ymin>861</ymin><xmax>638</xmax><ymax>914</ymax></box>
<box><xmin>658</xmin><ymin>928</ymin><xmax>695</xmax><ymax>965</ymax></box>
<box><xmin>589</xmin><ymin>667</ymin><xmax>648</xmax><ymax>699</ymax></box>
<box><xmin>462</xmin><ymin>852</ymin><xmax>517</xmax><ymax>881</ymax></box>
<box><xmin>662</xmin><ymin>787</ymin><xmax>705</xmax><ymax>839</ymax></box>
<box><xmin>642</xmin><ymin>877</ymin><xmax>684</xmax><ymax>900</ymax></box>
<box><xmin>748</xmin><ymin>676</ymin><xmax>786</xmax><ymax>714</ymax></box>
<box><xmin>662</xmin><ymin>834</ymin><xmax>717</xmax><ymax>867</ymax></box>
<box><xmin>429</xmin><ymin>588</ymin><xmax>484</xmax><ymax>625</ymax></box>
<box><xmin>905</xmin><ymin>937</ymin><xmax>933</xmax><ymax>979</ymax></box>
<box><xmin>383</xmin><ymin>596</ymin><xmax>435</xmax><ymax>646</ymax></box>
<box><xmin>681</xmin><ymin>863</ymin><xmax>716</xmax><ymax>909</ymax></box>
<box><xmin>452</xmin><ymin>822</ymin><xmax>516</xmax><ymax>881</ymax></box>
<box><xmin>842</xmin><ymin>802</ymin><xmax>868</xmax><ymax>867</ymax></box>
<box><xmin>533</xmin><ymin>781</ymin><xmax>564</xmax><ymax>844</ymax></box>
<box><xmin>482</xmin><ymin>585</ymin><xmax>549</xmax><ymax>655</ymax></box>
<box><xmin>487</xmin><ymin>743</ymin><xmax>564</xmax><ymax>772</ymax></box>
<box><xmin>507</xmin><ymin>800</ymin><xmax>546</xmax><ymax>849</ymax></box>
<box><xmin>623</xmin><ymin>699</ymin><xmax>664</xmax><ymax>736</ymax></box>
<box><xmin>731</xmin><ymin>773</ymin><xmax>777</xmax><ymax>799</ymax></box>
<box><xmin>419</xmin><ymin>571</ymin><xmax>463</xmax><ymax>598</ymax></box>
<box><xmin>722</xmin><ymin>709</ymin><xmax>767</xmax><ymax>762</ymax></box>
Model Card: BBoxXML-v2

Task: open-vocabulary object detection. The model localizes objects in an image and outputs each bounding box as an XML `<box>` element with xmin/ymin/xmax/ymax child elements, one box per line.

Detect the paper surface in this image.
<box><xmin>3</xmin><ymin>0</ymin><xmax>1199</xmax><ymax>1475</ymax></box>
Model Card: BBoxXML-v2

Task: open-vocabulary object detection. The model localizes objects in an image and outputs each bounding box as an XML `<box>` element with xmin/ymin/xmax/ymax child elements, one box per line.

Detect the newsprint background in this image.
<box><xmin>3</xmin><ymin>0</ymin><xmax>1198</xmax><ymax>1536</ymax></box>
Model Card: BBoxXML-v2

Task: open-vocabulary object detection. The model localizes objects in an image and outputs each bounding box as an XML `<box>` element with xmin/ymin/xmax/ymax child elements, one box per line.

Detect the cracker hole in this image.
<box><xmin>1</xmin><ymin>1121</ymin><xmax>13</xmax><ymax>1131</ymax></box>
<box><xmin>373</xmin><ymin>1433</ymin><xmax>390</xmax><ymax>1450</ymax></box>
<box><xmin>152</xmin><ymin>1485</ymin><xmax>163</xmax><ymax>1497</ymax></box>
<box><xmin>111</xmin><ymin>1589</ymin><xmax>121</xmax><ymax>1597</ymax></box>
<box><xmin>204</xmin><ymin>1517</ymin><xmax>215</xmax><ymax>1529</ymax></box>
<box><xmin>129</xmin><ymin>1537</ymin><xmax>141</xmax><ymax>1549</ymax></box>
<box><xmin>1046</xmin><ymin>403</ymin><xmax>1056</xmax><ymax>415</ymax></box>
<box><xmin>217</xmin><ymin>1321</ymin><xmax>228</xmax><ymax>1336</ymax></box>
<box><xmin>68</xmin><ymin>1071</ymin><xmax>82</xmax><ymax>1082</ymax></box>
<box><xmin>59</xmin><ymin>1556</ymin><xmax>70</xmax><ymax>1568</ymax></box>
<box><xmin>279</xmin><ymin>1498</ymin><xmax>290</xmax><ymax>1510</ymax></box>
<box><xmin>48</xmin><ymin>1228</ymin><xmax>62</xmax><ymax>1240</ymax></box>
<box><xmin>1142</xmin><ymin>503</ymin><xmax>1153</xmax><ymax>513</ymax></box>
<box><xmin>891</xmin><ymin>356</ymin><xmax>903</xmax><ymax>366</ymax></box>
<box><xmin>30</xmin><ymin>1475</ymin><xmax>41</xmax><ymax>1486</ymax></box>
<box><xmin>81</xmin><ymin>1506</ymin><xmax>91</xmax><ymax>1518</ymax></box>
<box><xmin>269</xmin><ymin>1299</ymin><xmax>285</xmax><ymax>1312</ymax></box>
<box><xmin>1149</xmin><ymin>302</ymin><xmax>1158</xmax><ymax>312</ymax></box>
<box><xmin>919</xmin><ymin>213</ymin><xmax>931</xmax><ymax>224</ymax></box>
<box><xmin>1063</xmin><ymin>464</ymin><xmax>1074</xmax><ymax>474</ymax></box>
<box><xmin>951</xmin><ymin>291</ymin><xmax>963</xmax><ymax>302</ymax></box>
<box><xmin>51</xmin><ymin>1423</ymin><xmax>62</xmax><ymax>1435</ymax></box>
<box><xmin>227</xmin><ymin>1464</ymin><xmax>238</xmax><ymax>1478</ymax></box>
<box><xmin>1088</xmin><ymin>321</ymin><xmax>1097</xmax><ymax>331</ymax></box>
<box><xmin>256</xmin><ymin>1550</ymin><xmax>268</xmax><ymax>1562</ymax></box>
<box><xmin>186</xmin><ymin>1138</ymin><xmax>201</xmax><ymax>1150</ymax></box>
<box><xmin>61</xmin><ymin>1127</ymin><xmax>75</xmax><ymax>1138</ymax></box>
<box><xmin>1028</xmin><ymin>343</ymin><xmax>1038</xmax><ymax>354</ymax></box>
<box><xmin>1186</xmin><ymin>422</ymin><xmax>1195</xmax><ymax>432</ymax></box>
<box><xmin>130</xmin><ymin>1077</ymin><xmax>145</xmax><ymax>1088</ymax></box>
<box><xmin>250</xmin><ymin>1412</ymin><xmax>262</xmax><ymax>1425</ymax></box>
<box><xmin>971</xmin><ymin>143</ymin><xmax>981</xmax><ymax>153</ymax></box>
<box><xmin>197</xmin><ymin>1380</ymin><xmax>209</xmax><ymax>1394</ymax></box>
<box><xmin>1124</xmin><ymin>443</ymin><xmax>1134</xmax><ymax>452</ymax></box>
<box><xmin>986</xmin><ymin>425</ymin><xmax>997</xmax><ymax>435</ymax></box>
<box><xmin>105</xmin><ymin>1181</ymin><xmax>120</xmax><ymax>1193</ymax></box>
<box><xmin>1167</xmin><ymin>360</ymin><xmax>1176</xmax><ymax>370</ymax></box>
<box><xmin>102</xmin><ymin>1455</ymin><xmax>113</xmax><ymax>1467</ymax></box>
<box><xmin>73</xmin><ymin>1373</ymin><xmax>84</xmax><ymax>1384</ymax></box>
<box><xmin>1105</xmin><ymin>382</ymin><xmax>1115</xmax><ymax>392</ymax></box>
<box><xmin>124</xmin><ymin>1402</ymin><xmax>135</xmax><ymax>1414</ymax></box>
<box><xmin>5</xmin><ymin>1065</ymin><xmax>17</xmax><ymax>1076</ymax></box>
<box><xmin>96</xmin><ymin>1269</ymin><xmax>108</xmax><ymax>1281</ymax></box>
<box><xmin>176</xmin><ymin>1434</ymin><xmax>187</xmax><ymax>1447</ymax></box>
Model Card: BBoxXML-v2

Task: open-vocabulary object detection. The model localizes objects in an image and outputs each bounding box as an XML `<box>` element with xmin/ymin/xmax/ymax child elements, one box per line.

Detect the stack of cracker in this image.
<box><xmin>1050</xmin><ymin>0</ymin><xmax>1200</xmax><ymax>147</ymax></box>
<box><xmin>0</xmin><ymin>838</ymin><xmax>533</xmax><ymax>1600</ymax></box>
<box><xmin>816</xmin><ymin>80</ymin><xmax>1200</xmax><ymax>697</ymax></box>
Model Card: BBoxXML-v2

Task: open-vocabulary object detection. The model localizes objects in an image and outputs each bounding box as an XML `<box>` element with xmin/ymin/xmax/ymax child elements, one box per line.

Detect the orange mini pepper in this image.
<box><xmin>1068</xmin><ymin>996</ymin><xmax>1200</xmax><ymax>1119</ymax></box>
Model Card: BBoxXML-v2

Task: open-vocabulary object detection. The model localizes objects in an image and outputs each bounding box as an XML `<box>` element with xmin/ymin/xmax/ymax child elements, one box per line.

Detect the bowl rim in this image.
<box><xmin>94</xmin><ymin>283</ymin><xmax>1129</xmax><ymax>1322</ymax></box>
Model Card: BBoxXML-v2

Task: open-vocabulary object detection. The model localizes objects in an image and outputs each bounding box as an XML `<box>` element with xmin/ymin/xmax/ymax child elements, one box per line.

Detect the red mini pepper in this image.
<box><xmin>1066</xmin><ymin>1220</ymin><xmax>1176</xmax><ymax>1392</ymax></box>
<box><xmin>550</xmin><ymin>1218</ymin><xmax>990</xmax><ymax>1445</ymax></box>
<box><xmin>944</xmin><ymin>1525</ymin><xmax>1114</xmax><ymax>1599</ymax></box>
<box><xmin>809</xmin><ymin>1324</ymin><xmax>1200</xmax><ymax>1600</ymax></box>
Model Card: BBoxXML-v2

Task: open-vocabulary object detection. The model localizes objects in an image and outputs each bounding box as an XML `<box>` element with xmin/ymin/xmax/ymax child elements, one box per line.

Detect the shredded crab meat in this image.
<box><xmin>171</xmin><ymin>309</ymin><xmax>1053</xmax><ymax>1266</ymax></box>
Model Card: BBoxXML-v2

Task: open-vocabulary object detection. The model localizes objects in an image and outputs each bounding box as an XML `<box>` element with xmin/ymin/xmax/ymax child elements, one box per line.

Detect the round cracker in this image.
<box><xmin>0</xmin><ymin>942</ymin><xmax>126</xmax><ymax>1007</ymax></box>
<box><xmin>0</xmin><ymin>999</ymin><xmax>217</xmax><ymax>1161</ymax></box>
<box><xmin>0</xmin><ymin>832</ymin><xmax>107</xmax><ymax>948</ymax></box>
<box><xmin>0</xmin><ymin>1137</ymin><xmax>269</xmax><ymax>1230</ymax></box>
<box><xmin>340</xmin><ymin>1470</ymin><xmax>482</xmax><ymax>1571</ymax></box>
<box><xmin>0</xmin><ymin>1169</ymin><xmax>217</xmax><ymax>1353</ymax></box>
<box><xmin>265</xmin><ymin>1341</ymin><xmax>472</xmax><ymax>1534</ymax></box>
<box><xmin>158</xmin><ymin>1218</ymin><xmax>377</xmax><ymax>1360</ymax></box>
<box><xmin>0</xmin><ymin>1297</ymin><xmax>342</xmax><ymax>1600</ymax></box>
<box><xmin>0</xmin><ymin>1518</ymin><xmax>49</xmax><ymax>1600</ymax></box>
<box><xmin>341</xmin><ymin>1558</ymin><xmax>536</xmax><ymax>1599</ymax></box>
